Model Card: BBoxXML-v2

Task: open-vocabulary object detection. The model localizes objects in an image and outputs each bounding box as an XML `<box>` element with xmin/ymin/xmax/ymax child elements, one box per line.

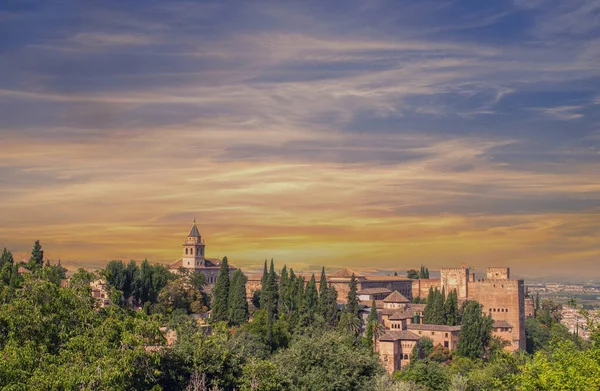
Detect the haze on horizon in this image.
<box><xmin>1</xmin><ymin>0</ymin><xmax>599</xmax><ymax>281</ymax></box>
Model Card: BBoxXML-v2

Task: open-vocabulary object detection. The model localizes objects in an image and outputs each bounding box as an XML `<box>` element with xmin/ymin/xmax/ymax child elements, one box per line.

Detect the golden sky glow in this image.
<box><xmin>1</xmin><ymin>1</ymin><xmax>600</xmax><ymax>280</ymax></box>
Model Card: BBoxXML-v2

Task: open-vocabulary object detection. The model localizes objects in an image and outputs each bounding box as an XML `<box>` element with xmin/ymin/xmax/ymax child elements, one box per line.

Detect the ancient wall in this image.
<box><xmin>411</xmin><ymin>279</ymin><xmax>441</xmax><ymax>299</ymax></box>
<box><xmin>440</xmin><ymin>268</ymin><xmax>470</xmax><ymax>299</ymax></box>
<box><xmin>245</xmin><ymin>276</ymin><xmax>263</xmax><ymax>300</ymax></box>
<box><xmin>360</xmin><ymin>278</ymin><xmax>413</xmax><ymax>300</ymax></box>
<box><xmin>486</xmin><ymin>267</ymin><xmax>510</xmax><ymax>280</ymax></box>
<box><xmin>469</xmin><ymin>279</ymin><xmax>525</xmax><ymax>351</ymax></box>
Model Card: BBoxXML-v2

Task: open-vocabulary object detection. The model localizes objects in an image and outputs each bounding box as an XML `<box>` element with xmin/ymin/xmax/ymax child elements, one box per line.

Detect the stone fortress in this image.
<box><xmin>172</xmin><ymin>222</ymin><xmax>527</xmax><ymax>373</ymax></box>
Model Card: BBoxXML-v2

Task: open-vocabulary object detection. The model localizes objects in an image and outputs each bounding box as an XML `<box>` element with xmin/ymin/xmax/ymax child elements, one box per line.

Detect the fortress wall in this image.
<box><xmin>411</xmin><ymin>279</ymin><xmax>441</xmax><ymax>299</ymax></box>
<box><xmin>361</xmin><ymin>279</ymin><xmax>414</xmax><ymax>300</ymax></box>
<box><xmin>486</xmin><ymin>267</ymin><xmax>510</xmax><ymax>280</ymax></box>
<box><xmin>469</xmin><ymin>279</ymin><xmax>525</xmax><ymax>351</ymax></box>
<box><xmin>441</xmin><ymin>268</ymin><xmax>470</xmax><ymax>299</ymax></box>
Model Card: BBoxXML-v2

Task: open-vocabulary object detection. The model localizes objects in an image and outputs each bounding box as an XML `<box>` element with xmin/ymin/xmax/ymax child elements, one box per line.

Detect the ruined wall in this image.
<box><xmin>486</xmin><ymin>267</ymin><xmax>510</xmax><ymax>280</ymax></box>
<box><xmin>469</xmin><ymin>279</ymin><xmax>525</xmax><ymax>351</ymax></box>
<box><xmin>440</xmin><ymin>268</ymin><xmax>470</xmax><ymax>299</ymax></box>
<box><xmin>411</xmin><ymin>279</ymin><xmax>441</xmax><ymax>299</ymax></box>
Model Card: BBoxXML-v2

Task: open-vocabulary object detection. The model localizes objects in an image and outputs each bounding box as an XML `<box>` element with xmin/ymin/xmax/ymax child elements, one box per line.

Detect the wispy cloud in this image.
<box><xmin>0</xmin><ymin>0</ymin><xmax>599</xmax><ymax>279</ymax></box>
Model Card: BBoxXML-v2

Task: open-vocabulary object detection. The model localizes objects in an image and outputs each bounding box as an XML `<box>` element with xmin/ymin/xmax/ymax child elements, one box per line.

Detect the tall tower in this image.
<box><xmin>182</xmin><ymin>220</ymin><xmax>206</xmax><ymax>269</ymax></box>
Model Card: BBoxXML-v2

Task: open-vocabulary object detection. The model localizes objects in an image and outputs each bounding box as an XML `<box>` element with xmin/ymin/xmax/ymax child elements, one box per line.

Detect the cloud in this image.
<box><xmin>1</xmin><ymin>0</ymin><xmax>600</xmax><ymax>279</ymax></box>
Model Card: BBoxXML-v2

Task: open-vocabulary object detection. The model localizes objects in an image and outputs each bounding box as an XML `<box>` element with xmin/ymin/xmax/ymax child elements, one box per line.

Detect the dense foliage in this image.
<box><xmin>0</xmin><ymin>242</ymin><xmax>599</xmax><ymax>390</ymax></box>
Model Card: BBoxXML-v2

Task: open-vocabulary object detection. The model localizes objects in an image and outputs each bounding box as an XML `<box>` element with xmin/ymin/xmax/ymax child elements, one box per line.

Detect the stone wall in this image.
<box><xmin>524</xmin><ymin>297</ymin><xmax>535</xmax><ymax>318</ymax></box>
<box><xmin>486</xmin><ymin>267</ymin><xmax>510</xmax><ymax>280</ymax></box>
<box><xmin>411</xmin><ymin>279</ymin><xmax>441</xmax><ymax>299</ymax></box>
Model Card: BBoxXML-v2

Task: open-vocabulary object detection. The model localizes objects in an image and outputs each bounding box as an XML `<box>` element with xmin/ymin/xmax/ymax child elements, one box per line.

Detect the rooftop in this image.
<box><xmin>357</xmin><ymin>287</ymin><xmax>392</xmax><ymax>295</ymax></box>
<box><xmin>383</xmin><ymin>291</ymin><xmax>409</xmax><ymax>303</ymax></box>
<box><xmin>407</xmin><ymin>324</ymin><xmax>461</xmax><ymax>332</ymax></box>
<box><xmin>379</xmin><ymin>330</ymin><xmax>422</xmax><ymax>342</ymax></box>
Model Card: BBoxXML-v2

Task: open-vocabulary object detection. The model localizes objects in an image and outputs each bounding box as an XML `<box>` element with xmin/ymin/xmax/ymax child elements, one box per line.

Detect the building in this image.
<box><xmin>440</xmin><ymin>266</ymin><xmax>525</xmax><ymax>351</ymax></box>
<box><xmin>169</xmin><ymin>221</ymin><xmax>235</xmax><ymax>285</ymax></box>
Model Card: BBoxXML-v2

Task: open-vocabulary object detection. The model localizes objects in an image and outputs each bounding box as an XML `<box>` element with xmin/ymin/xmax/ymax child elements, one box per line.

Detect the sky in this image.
<box><xmin>1</xmin><ymin>0</ymin><xmax>599</xmax><ymax>281</ymax></box>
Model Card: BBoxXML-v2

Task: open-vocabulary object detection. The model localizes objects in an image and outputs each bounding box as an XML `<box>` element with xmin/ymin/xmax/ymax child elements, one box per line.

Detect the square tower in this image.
<box><xmin>440</xmin><ymin>268</ymin><xmax>470</xmax><ymax>299</ymax></box>
<box><xmin>487</xmin><ymin>267</ymin><xmax>510</xmax><ymax>280</ymax></box>
<box><xmin>182</xmin><ymin>222</ymin><xmax>206</xmax><ymax>269</ymax></box>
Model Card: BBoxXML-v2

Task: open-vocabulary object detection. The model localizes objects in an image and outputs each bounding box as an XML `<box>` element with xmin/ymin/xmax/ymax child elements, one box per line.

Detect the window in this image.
<box><xmin>403</xmin><ymin>354</ymin><xmax>408</xmax><ymax>360</ymax></box>
<box><xmin>431</xmin><ymin>332</ymin><xmax>434</xmax><ymax>335</ymax></box>
<box><xmin>506</xmin><ymin>308</ymin><xmax>509</xmax><ymax>312</ymax></box>
<box><xmin>445</xmin><ymin>333</ymin><xmax>448</xmax><ymax>338</ymax></box>
<box><xmin>444</xmin><ymin>341</ymin><xmax>449</xmax><ymax>348</ymax></box>
<box><xmin>185</xmin><ymin>248</ymin><xmax>188</xmax><ymax>255</ymax></box>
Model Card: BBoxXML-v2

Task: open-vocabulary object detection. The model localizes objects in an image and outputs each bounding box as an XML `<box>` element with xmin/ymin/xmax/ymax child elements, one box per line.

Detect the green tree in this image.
<box><xmin>445</xmin><ymin>289</ymin><xmax>459</xmax><ymax>326</ymax></box>
<box><xmin>424</xmin><ymin>288</ymin><xmax>445</xmax><ymax>324</ymax></box>
<box><xmin>26</xmin><ymin>240</ymin><xmax>44</xmax><ymax>272</ymax></box>
<box><xmin>456</xmin><ymin>300</ymin><xmax>493</xmax><ymax>359</ymax></box>
<box><xmin>407</xmin><ymin>269</ymin><xmax>420</xmax><ymax>279</ymax></box>
<box><xmin>0</xmin><ymin>248</ymin><xmax>15</xmax><ymax>285</ymax></box>
<box><xmin>273</xmin><ymin>331</ymin><xmax>383</xmax><ymax>391</ymax></box>
<box><xmin>304</xmin><ymin>274</ymin><xmax>318</xmax><ymax>319</ymax></box>
<box><xmin>212</xmin><ymin>257</ymin><xmax>231</xmax><ymax>322</ymax></box>
<box><xmin>319</xmin><ymin>269</ymin><xmax>339</xmax><ymax>328</ymax></box>
<box><xmin>347</xmin><ymin>273</ymin><xmax>359</xmax><ymax>318</ymax></box>
<box><xmin>228</xmin><ymin>269</ymin><xmax>249</xmax><ymax>325</ymax></box>
<box><xmin>365</xmin><ymin>300</ymin><xmax>379</xmax><ymax>347</ymax></box>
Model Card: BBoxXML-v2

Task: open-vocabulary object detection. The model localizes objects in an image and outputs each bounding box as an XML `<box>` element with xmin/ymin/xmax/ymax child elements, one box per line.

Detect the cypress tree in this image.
<box><xmin>445</xmin><ymin>289</ymin><xmax>459</xmax><ymax>326</ymax></box>
<box><xmin>423</xmin><ymin>287</ymin><xmax>434</xmax><ymax>323</ymax></box>
<box><xmin>347</xmin><ymin>273</ymin><xmax>359</xmax><ymax>318</ymax></box>
<box><xmin>319</xmin><ymin>267</ymin><xmax>327</xmax><ymax>301</ymax></box>
<box><xmin>27</xmin><ymin>240</ymin><xmax>44</xmax><ymax>271</ymax></box>
<box><xmin>365</xmin><ymin>299</ymin><xmax>378</xmax><ymax>347</ymax></box>
<box><xmin>264</xmin><ymin>259</ymin><xmax>278</xmax><ymax>347</ymax></box>
<box><xmin>212</xmin><ymin>257</ymin><xmax>231</xmax><ymax>322</ymax></box>
<box><xmin>430</xmin><ymin>288</ymin><xmax>446</xmax><ymax>324</ymax></box>
<box><xmin>291</xmin><ymin>275</ymin><xmax>305</xmax><ymax>327</ymax></box>
<box><xmin>278</xmin><ymin>265</ymin><xmax>290</xmax><ymax>314</ymax></box>
<box><xmin>260</xmin><ymin>259</ymin><xmax>268</xmax><ymax>308</ymax></box>
<box><xmin>425</xmin><ymin>267</ymin><xmax>430</xmax><ymax>279</ymax></box>
<box><xmin>394</xmin><ymin>271</ymin><xmax>398</xmax><ymax>276</ymax></box>
<box><xmin>304</xmin><ymin>274</ymin><xmax>319</xmax><ymax>319</ymax></box>
<box><xmin>228</xmin><ymin>269</ymin><xmax>248</xmax><ymax>325</ymax></box>
<box><xmin>457</xmin><ymin>300</ymin><xmax>493</xmax><ymax>359</ymax></box>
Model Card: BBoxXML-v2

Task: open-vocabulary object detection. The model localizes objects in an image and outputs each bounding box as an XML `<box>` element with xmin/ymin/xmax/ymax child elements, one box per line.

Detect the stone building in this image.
<box><xmin>169</xmin><ymin>221</ymin><xmax>235</xmax><ymax>285</ymax></box>
<box><xmin>439</xmin><ymin>266</ymin><xmax>525</xmax><ymax>351</ymax></box>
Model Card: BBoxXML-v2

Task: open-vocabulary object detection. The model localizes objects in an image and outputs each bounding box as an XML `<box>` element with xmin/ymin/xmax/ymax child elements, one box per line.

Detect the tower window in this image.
<box><xmin>185</xmin><ymin>248</ymin><xmax>188</xmax><ymax>255</ymax></box>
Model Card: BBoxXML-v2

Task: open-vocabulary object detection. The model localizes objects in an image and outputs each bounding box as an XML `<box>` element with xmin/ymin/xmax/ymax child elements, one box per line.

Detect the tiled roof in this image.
<box><xmin>328</xmin><ymin>268</ymin><xmax>363</xmax><ymax>278</ymax></box>
<box><xmin>188</xmin><ymin>223</ymin><xmax>201</xmax><ymax>238</ymax></box>
<box><xmin>407</xmin><ymin>324</ymin><xmax>461</xmax><ymax>332</ymax></box>
<box><xmin>493</xmin><ymin>320</ymin><xmax>513</xmax><ymax>328</ymax></box>
<box><xmin>389</xmin><ymin>311</ymin><xmax>414</xmax><ymax>320</ymax></box>
<box><xmin>357</xmin><ymin>287</ymin><xmax>392</xmax><ymax>295</ymax></box>
<box><xmin>383</xmin><ymin>291</ymin><xmax>409</xmax><ymax>303</ymax></box>
<box><xmin>379</xmin><ymin>330</ymin><xmax>422</xmax><ymax>342</ymax></box>
<box><xmin>360</xmin><ymin>300</ymin><xmax>385</xmax><ymax>309</ymax></box>
<box><xmin>407</xmin><ymin>304</ymin><xmax>426</xmax><ymax>312</ymax></box>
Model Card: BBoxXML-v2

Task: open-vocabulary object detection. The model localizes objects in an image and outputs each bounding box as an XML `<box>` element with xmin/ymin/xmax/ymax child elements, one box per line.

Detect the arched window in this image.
<box><xmin>403</xmin><ymin>354</ymin><xmax>409</xmax><ymax>360</ymax></box>
<box><xmin>185</xmin><ymin>248</ymin><xmax>188</xmax><ymax>255</ymax></box>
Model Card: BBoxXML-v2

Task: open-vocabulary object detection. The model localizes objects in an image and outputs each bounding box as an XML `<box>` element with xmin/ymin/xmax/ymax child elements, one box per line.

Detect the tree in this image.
<box><xmin>273</xmin><ymin>331</ymin><xmax>383</xmax><ymax>391</ymax></box>
<box><xmin>228</xmin><ymin>269</ymin><xmax>249</xmax><ymax>325</ymax></box>
<box><xmin>365</xmin><ymin>300</ymin><xmax>379</xmax><ymax>347</ymax></box>
<box><xmin>537</xmin><ymin>299</ymin><xmax>562</xmax><ymax>326</ymax></box>
<box><xmin>0</xmin><ymin>248</ymin><xmax>15</xmax><ymax>285</ymax></box>
<box><xmin>212</xmin><ymin>257</ymin><xmax>231</xmax><ymax>322</ymax></box>
<box><xmin>347</xmin><ymin>273</ymin><xmax>359</xmax><ymax>318</ymax></box>
<box><xmin>277</xmin><ymin>265</ymin><xmax>290</xmax><ymax>315</ymax></box>
<box><xmin>27</xmin><ymin>240</ymin><xmax>44</xmax><ymax>271</ymax></box>
<box><xmin>407</xmin><ymin>269</ymin><xmax>420</xmax><ymax>279</ymax></box>
<box><xmin>445</xmin><ymin>289</ymin><xmax>459</xmax><ymax>326</ymax></box>
<box><xmin>304</xmin><ymin>274</ymin><xmax>318</xmax><ymax>319</ymax></box>
<box><xmin>456</xmin><ymin>300</ymin><xmax>493</xmax><ymax>359</ymax></box>
<box><xmin>319</xmin><ymin>268</ymin><xmax>339</xmax><ymax>328</ymax></box>
<box><xmin>424</xmin><ymin>288</ymin><xmax>445</xmax><ymax>325</ymax></box>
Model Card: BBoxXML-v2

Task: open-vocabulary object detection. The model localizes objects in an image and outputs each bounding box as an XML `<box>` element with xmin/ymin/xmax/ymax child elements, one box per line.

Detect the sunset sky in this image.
<box><xmin>1</xmin><ymin>0</ymin><xmax>599</xmax><ymax>280</ymax></box>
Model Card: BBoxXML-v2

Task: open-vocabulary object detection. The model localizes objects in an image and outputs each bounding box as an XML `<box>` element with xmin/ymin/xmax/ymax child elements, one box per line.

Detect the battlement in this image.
<box><xmin>440</xmin><ymin>268</ymin><xmax>470</xmax><ymax>299</ymax></box>
<box><xmin>486</xmin><ymin>267</ymin><xmax>510</xmax><ymax>280</ymax></box>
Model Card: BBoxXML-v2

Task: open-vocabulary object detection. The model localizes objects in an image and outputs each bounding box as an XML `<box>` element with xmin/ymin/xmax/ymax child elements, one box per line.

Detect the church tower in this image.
<box><xmin>182</xmin><ymin>220</ymin><xmax>206</xmax><ymax>269</ymax></box>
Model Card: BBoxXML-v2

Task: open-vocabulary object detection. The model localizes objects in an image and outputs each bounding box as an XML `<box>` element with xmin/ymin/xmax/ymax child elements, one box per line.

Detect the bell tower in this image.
<box><xmin>182</xmin><ymin>219</ymin><xmax>206</xmax><ymax>269</ymax></box>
